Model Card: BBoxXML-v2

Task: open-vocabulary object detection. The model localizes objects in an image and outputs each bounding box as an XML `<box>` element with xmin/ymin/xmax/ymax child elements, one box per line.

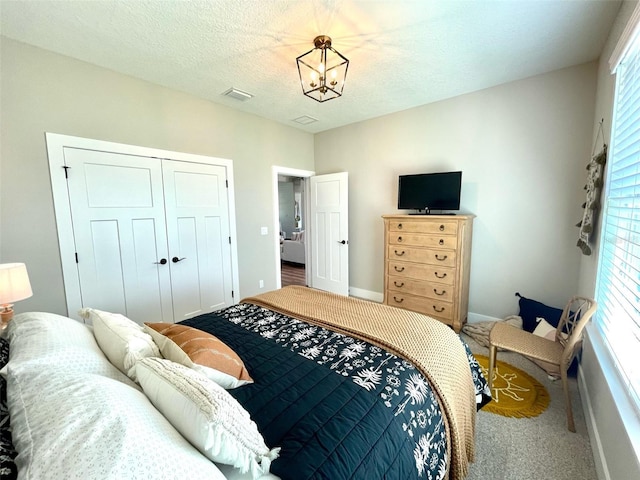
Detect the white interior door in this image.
<box><xmin>64</xmin><ymin>148</ymin><xmax>173</xmax><ymax>324</ymax></box>
<box><xmin>162</xmin><ymin>161</ymin><xmax>233</xmax><ymax>320</ymax></box>
<box><xmin>309</xmin><ymin>172</ymin><xmax>349</xmax><ymax>295</ymax></box>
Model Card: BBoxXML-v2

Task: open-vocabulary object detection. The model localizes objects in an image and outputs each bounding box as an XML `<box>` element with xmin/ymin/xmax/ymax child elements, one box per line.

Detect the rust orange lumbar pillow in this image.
<box><xmin>144</xmin><ymin>323</ymin><xmax>253</xmax><ymax>389</ymax></box>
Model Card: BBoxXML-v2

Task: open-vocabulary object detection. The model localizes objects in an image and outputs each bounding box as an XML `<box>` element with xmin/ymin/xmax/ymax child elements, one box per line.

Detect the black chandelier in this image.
<box><xmin>296</xmin><ymin>35</ymin><xmax>349</xmax><ymax>102</ymax></box>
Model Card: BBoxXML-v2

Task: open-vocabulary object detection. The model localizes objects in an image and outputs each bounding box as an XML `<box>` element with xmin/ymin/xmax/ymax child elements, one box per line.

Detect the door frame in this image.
<box><xmin>46</xmin><ymin>132</ymin><xmax>240</xmax><ymax>319</ymax></box>
<box><xmin>272</xmin><ymin>166</ymin><xmax>314</xmax><ymax>289</ymax></box>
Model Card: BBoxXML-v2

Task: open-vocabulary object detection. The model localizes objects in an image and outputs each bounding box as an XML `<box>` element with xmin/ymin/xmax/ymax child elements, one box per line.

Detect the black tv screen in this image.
<box><xmin>398</xmin><ymin>171</ymin><xmax>462</xmax><ymax>212</ymax></box>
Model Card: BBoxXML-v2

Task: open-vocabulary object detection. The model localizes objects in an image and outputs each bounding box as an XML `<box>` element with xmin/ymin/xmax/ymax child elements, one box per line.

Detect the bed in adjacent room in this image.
<box><xmin>0</xmin><ymin>286</ymin><xmax>490</xmax><ymax>480</ymax></box>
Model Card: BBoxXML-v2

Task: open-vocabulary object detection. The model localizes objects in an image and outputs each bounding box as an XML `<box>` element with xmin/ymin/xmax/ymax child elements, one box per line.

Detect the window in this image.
<box><xmin>595</xmin><ymin>20</ymin><xmax>640</xmax><ymax>409</ymax></box>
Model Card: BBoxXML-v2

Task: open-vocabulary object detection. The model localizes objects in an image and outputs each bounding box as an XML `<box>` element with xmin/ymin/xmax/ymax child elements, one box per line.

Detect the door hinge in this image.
<box><xmin>75</xmin><ymin>252</ymin><xmax>79</xmax><ymax>263</ymax></box>
<box><xmin>63</xmin><ymin>165</ymin><xmax>71</xmax><ymax>179</ymax></box>
<box><xmin>228</xmin><ymin>236</ymin><xmax>231</xmax><ymax>244</ymax></box>
<box><xmin>225</xmin><ymin>180</ymin><xmax>228</xmax><ymax>188</ymax></box>
<box><xmin>231</xmin><ymin>290</ymin><xmax>234</xmax><ymax>298</ymax></box>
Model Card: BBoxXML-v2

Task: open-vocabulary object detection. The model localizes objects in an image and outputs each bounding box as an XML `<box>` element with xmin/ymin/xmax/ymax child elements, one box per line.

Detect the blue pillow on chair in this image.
<box><xmin>516</xmin><ymin>292</ymin><xmax>564</xmax><ymax>333</ymax></box>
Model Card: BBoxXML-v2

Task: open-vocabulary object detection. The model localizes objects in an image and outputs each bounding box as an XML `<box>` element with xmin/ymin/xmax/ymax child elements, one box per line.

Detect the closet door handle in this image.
<box><xmin>172</xmin><ymin>257</ymin><xmax>186</xmax><ymax>263</ymax></box>
<box><xmin>154</xmin><ymin>258</ymin><xmax>167</xmax><ymax>265</ymax></box>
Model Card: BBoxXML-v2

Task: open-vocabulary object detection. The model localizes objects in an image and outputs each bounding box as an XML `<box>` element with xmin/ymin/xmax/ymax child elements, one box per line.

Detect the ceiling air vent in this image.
<box><xmin>222</xmin><ymin>88</ymin><xmax>253</xmax><ymax>101</ymax></box>
<box><xmin>293</xmin><ymin>115</ymin><xmax>318</xmax><ymax>125</ymax></box>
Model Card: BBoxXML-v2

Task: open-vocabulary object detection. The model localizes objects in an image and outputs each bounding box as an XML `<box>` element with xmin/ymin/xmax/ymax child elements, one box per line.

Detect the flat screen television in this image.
<box><xmin>397</xmin><ymin>171</ymin><xmax>462</xmax><ymax>213</ymax></box>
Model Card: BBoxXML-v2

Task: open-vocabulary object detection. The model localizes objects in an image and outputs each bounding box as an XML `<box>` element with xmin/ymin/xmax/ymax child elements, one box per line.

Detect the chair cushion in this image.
<box><xmin>490</xmin><ymin>322</ymin><xmax>563</xmax><ymax>364</ymax></box>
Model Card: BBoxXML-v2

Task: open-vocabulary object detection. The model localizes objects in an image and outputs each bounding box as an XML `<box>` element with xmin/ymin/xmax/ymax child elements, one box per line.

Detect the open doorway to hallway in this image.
<box><xmin>278</xmin><ymin>175</ymin><xmax>306</xmax><ymax>287</ymax></box>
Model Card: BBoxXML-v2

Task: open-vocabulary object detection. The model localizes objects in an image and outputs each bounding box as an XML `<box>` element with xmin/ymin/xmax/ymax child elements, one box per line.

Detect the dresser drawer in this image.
<box><xmin>387</xmin><ymin>275</ymin><xmax>454</xmax><ymax>302</ymax></box>
<box><xmin>388</xmin><ymin>261</ymin><xmax>455</xmax><ymax>285</ymax></box>
<box><xmin>388</xmin><ymin>232</ymin><xmax>458</xmax><ymax>249</ymax></box>
<box><xmin>388</xmin><ymin>220</ymin><xmax>459</xmax><ymax>235</ymax></box>
<box><xmin>386</xmin><ymin>292</ymin><xmax>454</xmax><ymax>322</ymax></box>
<box><xmin>387</xmin><ymin>245</ymin><xmax>456</xmax><ymax>267</ymax></box>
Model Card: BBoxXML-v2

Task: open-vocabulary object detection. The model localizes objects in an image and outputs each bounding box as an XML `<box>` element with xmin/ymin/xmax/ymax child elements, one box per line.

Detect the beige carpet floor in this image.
<box><xmin>463</xmin><ymin>332</ymin><xmax>597</xmax><ymax>480</ymax></box>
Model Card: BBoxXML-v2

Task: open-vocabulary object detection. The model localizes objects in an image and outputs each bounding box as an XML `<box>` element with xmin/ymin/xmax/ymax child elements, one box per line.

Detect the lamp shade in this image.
<box><xmin>0</xmin><ymin>263</ymin><xmax>33</xmax><ymax>305</ymax></box>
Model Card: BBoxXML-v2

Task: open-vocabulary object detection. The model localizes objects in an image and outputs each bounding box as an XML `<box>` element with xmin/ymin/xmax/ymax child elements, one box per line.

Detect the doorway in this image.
<box><xmin>272</xmin><ymin>167</ymin><xmax>314</xmax><ymax>289</ymax></box>
<box><xmin>272</xmin><ymin>167</ymin><xmax>350</xmax><ymax>295</ymax></box>
<box><xmin>279</xmin><ymin>176</ymin><xmax>306</xmax><ymax>286</ymax></box>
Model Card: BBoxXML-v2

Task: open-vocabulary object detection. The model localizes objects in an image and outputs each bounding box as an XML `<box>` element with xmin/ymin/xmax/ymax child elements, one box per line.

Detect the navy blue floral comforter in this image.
<box><xmin>0</xmin><ymin>305</ymin><xmax>490</xmax><ymax>480</ymax></box>
<box><xmin>183</xmin><ymin>303</ymin><xmax>491</xmax><ymax>480</ymax></box>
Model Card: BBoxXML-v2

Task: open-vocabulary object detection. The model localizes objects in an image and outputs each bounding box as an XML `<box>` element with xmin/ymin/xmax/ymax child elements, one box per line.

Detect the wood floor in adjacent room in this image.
<box><xmin>281</xmin><ymin>261</ymin><xmax>306</xmax><ymax>287</ymax></box>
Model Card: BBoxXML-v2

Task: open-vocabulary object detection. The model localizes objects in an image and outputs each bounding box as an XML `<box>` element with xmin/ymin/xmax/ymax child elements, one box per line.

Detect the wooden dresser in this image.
<box><xmin>382</xmin><ymin>214</ymin><xmax>474</xmax><ymax>332</ymax></box>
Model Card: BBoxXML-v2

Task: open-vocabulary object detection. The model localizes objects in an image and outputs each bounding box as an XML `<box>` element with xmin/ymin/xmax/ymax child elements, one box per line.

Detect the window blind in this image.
<box><xmin>596</xmin><ymin>31</ymin><xmax>640</xmax><ymax>408</ymax></box>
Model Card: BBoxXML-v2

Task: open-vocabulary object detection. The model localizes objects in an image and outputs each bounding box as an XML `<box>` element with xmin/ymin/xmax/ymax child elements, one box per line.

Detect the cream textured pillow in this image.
<box><xmin>79</xmin><ymin>308</ymin><xmax>160</xmax><ymax>381</ymax></box>
<box><xmin>532</xmin><ymin>317</ymin><xmax>556</xmax><ymax>340</ymax></box>
<box><xmin>136</xmin><ymin>357</ymin><xmax>279</xmax><ymax>479</ymax></box>
<box><xmin>144</xmin><ymin>323</ymin><xmax>253</xmax><ymax>389</ymax></box>
<box><xmin>531</xmin><ymin>317</ymin><xmax>561</xmax><ymax>378</ymax></box>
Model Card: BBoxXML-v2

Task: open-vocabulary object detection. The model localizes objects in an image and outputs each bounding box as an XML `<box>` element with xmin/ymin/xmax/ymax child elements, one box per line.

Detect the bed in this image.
<box><xmin>0</xmin><ymin>286</ymin><xmax>490</xmax><ymax>480</ymax></box>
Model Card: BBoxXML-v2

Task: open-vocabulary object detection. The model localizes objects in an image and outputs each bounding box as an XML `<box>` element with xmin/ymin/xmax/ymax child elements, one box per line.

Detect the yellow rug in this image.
<box><xmin>475</xmin><ymin>354</ymin><xmax>550</xmax><ymax>418</ymax></box>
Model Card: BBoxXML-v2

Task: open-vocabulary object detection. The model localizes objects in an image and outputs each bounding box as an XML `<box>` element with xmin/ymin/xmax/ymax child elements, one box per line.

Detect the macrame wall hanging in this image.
<box><xmin>576</xmin><ymin>119</ymin><xmax>607</xmax><ymax>256</ymax></box>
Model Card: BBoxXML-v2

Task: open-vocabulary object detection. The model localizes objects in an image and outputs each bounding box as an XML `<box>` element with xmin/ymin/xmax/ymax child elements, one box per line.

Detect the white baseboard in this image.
<box><xmin>578</xmin><ymin>364</ymin><xmax>610</xmax><ymax>480</ymax></box>
<box><xmin>349</xmin><ymin>287</ymin><xmax>384</xmax><ymax>303</ymax></box>
<box><xmin>467</xmin><ymin>312</ymin><xmax>501</xmax><ymax>324</ymax></box>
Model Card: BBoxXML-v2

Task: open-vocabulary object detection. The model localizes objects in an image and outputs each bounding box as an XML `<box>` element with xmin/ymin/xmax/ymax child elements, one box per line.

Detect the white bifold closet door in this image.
<box><xmin>64</xmin><ymin>147</ymin><xmax>233</xmax><ymax>324</ymax></box>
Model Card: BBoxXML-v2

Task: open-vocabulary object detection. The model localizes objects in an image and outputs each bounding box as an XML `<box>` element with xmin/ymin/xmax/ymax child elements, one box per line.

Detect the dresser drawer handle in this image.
<box><xmin>439</xmin><ymin>224</ymin><xmax>445</xmax><ymax>231</ymax></box>
<box><xmin>434</xmin><ymin>272</ymin><xmax>447</xmax><ymax>279</ymax></box>
<box><xmin>434</xmin><ymin>288</ymin><xmax>446</xmax><ymax>296</ymax></box>
<box><xmin>394</xmin><ymin>266</ymin><xmax>405</xmax><ymax>272</ymax></box>
<box><xmin>394</xmin><ymin>250</ymin><xmax>405</xmax><ymax>256</ymax></box>
<box><xmin>394</xmin><ymin>281</ymin><xmax>405</xmax><ymax>288</ymax></box>
<box><xmin>439</xmin><ymin>239</ymin><xmax>444</xmax><ymax>245</ymax></box>
<box><xmin>397</xmin><ymin>236</ymin><xmax>403</xmax><ymax>243</ymax></box>
<box><xmin>393</xmin><ymin>296</ymin><xmax>404</xmax><ymax>304</ymax></box>
<box><xmin>435</xmin><ymin>254</ymin><xmax>448</xmax><ymax>261</ymax></box>
<box><xmin>433</xmin><ymin>306</ymin><xmax>445</xmax><ymax>313</ymax></box>
<box><xmin>397</xmin><ymin>223</ymin><xmax>403</xmax><ymax>229</ymax></box>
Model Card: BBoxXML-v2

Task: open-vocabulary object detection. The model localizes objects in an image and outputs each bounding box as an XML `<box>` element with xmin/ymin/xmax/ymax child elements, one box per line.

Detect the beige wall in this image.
<box><xmin>0</xmin><ymin>37</ymin><xmax>314</xmax><ymax>316</ymax></box>
<box><xmin>315</xmin><ymin>63</ymin><xmax>598</xmax><ymax>319</ymax></box>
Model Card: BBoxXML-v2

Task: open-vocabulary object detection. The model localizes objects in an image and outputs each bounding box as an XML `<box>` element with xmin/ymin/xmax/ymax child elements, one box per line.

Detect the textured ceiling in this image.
<box><xmin>0</xmin><ymin>0</ymin><xmax>622</xmax><ymax>133</ymax></box>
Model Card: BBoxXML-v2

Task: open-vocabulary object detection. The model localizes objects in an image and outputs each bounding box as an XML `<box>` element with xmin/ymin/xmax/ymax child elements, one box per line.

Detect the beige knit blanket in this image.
<box><xmin>241</xmin><ymin>286</ymin><xmax>476</xmax><ymax>480</ymax></box>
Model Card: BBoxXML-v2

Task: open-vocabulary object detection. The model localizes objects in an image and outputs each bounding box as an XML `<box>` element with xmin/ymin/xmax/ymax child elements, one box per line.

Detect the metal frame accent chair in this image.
<box><xmin>488</xmin><ymin>296</ymin><xmax>597</xmax><ymax>432</ymax></box>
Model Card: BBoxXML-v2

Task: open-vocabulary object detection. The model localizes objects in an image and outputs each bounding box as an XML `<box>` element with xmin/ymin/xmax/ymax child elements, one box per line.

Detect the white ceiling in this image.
<box><xmin>0</xmin><ymin>0</ymin><xmax>622</xmax><ymax>133</ymax></box>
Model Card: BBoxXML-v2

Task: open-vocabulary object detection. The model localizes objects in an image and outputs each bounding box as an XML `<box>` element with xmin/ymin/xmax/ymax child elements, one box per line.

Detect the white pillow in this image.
<box><xmin>136</xmin><ymin>357</ymin><xmax>279</xmax><ymax>479</ymax></box>
<box><xmin>531</xmin><ymin>317</ymin><xmax>563</xmax><ymax>377</ymax></box>
<box><xmin>79</xmin><ymin>308</ymin><xmax>160</xmax><ymax>381</ymax></box>
<box><xmin>7</xmin><ymin>362</ymin><xmax>226</xmax><ymax>480</ymax></box>
<box><xmin>532</xmin><ymin>317</ymin><xmax>557</xmax><ymax>340</ymax></box>
<box><xmin>6</xmin><ymin>312</ymin><xmax>137</xmax><ymax>387</ymax></box>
